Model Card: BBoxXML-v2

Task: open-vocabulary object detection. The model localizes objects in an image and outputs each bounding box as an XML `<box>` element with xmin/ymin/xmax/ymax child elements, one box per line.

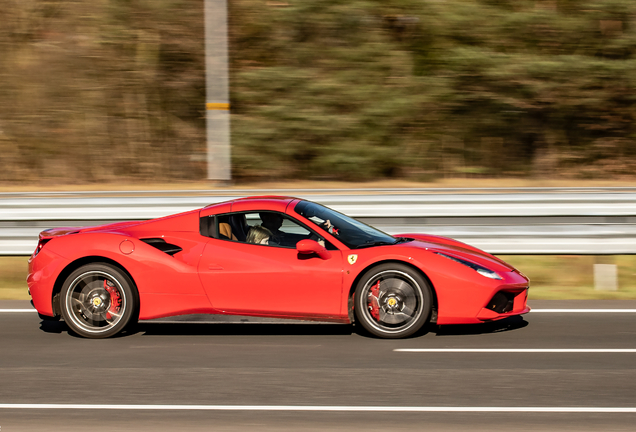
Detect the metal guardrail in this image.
<box><xmin>3</xmin><ymin>186</ymin><xmax>636</xmax><ymax>197</ymax></box>
<box><xmin>1</xmin><ymin>189</ymin><xmax>636</xmax><ymax>255</ymax></box>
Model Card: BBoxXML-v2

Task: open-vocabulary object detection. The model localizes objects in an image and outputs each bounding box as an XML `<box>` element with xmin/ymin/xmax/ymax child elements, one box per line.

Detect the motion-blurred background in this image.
<box><xmin>1</xmin><ymin>1</ymin><xmax>636</xmax><ymax>300</ymax></box>
<box><xmin>1</xmin><ymin>0</ymin><xmax>635</xmax><ymax>184</ymax></box>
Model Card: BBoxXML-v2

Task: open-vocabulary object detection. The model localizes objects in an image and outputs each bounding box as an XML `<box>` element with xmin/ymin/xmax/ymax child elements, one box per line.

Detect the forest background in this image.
<box><xmin>0</xmin><ymin>0</ymin><xmax>635</xmax><ymax>185</ymax></box>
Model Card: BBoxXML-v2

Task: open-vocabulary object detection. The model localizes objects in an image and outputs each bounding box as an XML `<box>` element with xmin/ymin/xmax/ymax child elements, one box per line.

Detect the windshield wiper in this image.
<box><xmin>355</xmin><ymin>240</ymin><xmax>395</xmax><ymax>249</ymax></box>
<box><xmin>393</xmin><ymin>237</ymin><xmax>413</xmax><ymax>244</ymax></box>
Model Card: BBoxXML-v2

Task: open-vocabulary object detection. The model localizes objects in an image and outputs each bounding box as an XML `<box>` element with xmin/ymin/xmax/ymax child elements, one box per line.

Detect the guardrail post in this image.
<box><xmin>594</xmin><ymin>256</ymin><xmax>618</xmax><ymax>291</ymax></box>
<box><xmin>205</xmin><ymin>0</ymin><xmax>231</xmax><ymax>181</ymax></box>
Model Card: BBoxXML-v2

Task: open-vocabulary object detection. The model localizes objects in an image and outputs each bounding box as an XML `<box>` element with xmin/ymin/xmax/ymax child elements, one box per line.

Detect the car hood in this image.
<box><xmin>397</xmin><ymin>233</ymin><xmax>515</xmax><ymax>273</ymax></box>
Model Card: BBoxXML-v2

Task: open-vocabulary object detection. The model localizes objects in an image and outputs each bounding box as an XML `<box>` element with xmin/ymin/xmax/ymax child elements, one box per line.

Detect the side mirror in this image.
<box><xmin>296</xmin><ymin>239</ymin><xmax>332</xmax><ymax>260</ymax></box>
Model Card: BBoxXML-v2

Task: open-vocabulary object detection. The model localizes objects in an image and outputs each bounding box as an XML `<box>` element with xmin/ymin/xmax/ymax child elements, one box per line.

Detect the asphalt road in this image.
<box><xmin>1</xmin><ymin>300</ymin><xmax>635</xmax><ymax>431</ymax></box>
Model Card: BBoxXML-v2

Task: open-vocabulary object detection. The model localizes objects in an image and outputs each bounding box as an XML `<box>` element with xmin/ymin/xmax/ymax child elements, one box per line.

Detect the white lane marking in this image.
<box><xmin>0</xmin><ymin>309</ymin><xmax>37</xmax><ymax>313</ymax></box>
<box><xmin>0</xmin><ymin>404</ymin><xmax>635</xmax><ymax>413</ymax></box>
<box><xmin>395</xmin><ymin>349</ymin><xmax>636</xmax><ymax>353</ymax></box>
<box><xmin>531</xmin><ymin>309</ymin><xmax>636</xmax><ymax>313</ymax></box>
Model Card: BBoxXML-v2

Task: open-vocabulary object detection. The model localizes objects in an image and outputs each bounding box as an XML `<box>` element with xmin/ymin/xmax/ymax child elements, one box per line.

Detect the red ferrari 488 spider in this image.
<box><xmin>27</xmin><ymin>196</ymin><xmax>529</xmax><ymax>339</ymax></box>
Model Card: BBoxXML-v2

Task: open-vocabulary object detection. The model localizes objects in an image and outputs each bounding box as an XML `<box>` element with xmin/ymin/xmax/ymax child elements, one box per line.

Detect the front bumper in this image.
<box><xmin>435</xmin><ymin>268</ymin><xmax>530</xmax><ymax>325</ymax></box>
<box><xmin>476</xmin><ymin>288</ymin><xmax>530</xmax><ymax>321</ymax></box>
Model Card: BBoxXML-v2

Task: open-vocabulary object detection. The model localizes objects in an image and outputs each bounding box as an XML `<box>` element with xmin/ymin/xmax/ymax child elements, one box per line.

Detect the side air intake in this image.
<box><xmin>140</xmin><ymin>238</ymin><xmax>183</xmax><ymax>256</ymax></box>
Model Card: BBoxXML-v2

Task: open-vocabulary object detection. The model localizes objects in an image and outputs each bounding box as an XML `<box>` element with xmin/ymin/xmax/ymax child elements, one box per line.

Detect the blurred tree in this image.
<box><xmin>230</xmin><ymin>0</ymin><xmax>636</xmax><ymax>180</ymax></box>
<box><xmin>0</xmin><ymin>0</ymin><xmax>206</xmax><ymax>184</ymax></box>
<box><xmin>0</xmin><ymin>0</ymin><xmax>635</xmax><ymax>183</ymax></box>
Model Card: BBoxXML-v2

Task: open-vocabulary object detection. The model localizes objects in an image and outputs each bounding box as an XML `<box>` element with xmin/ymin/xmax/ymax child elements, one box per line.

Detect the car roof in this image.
<box><xmin>201</xmin><ymin>196</ymin><xmax>299</xmax><ymax>216</ymax></box>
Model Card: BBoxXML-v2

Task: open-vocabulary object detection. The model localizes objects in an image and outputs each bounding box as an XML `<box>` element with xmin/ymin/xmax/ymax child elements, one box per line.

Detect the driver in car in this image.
<box><xmin>259</xmin><ymin>212</ymin><xmax>286</xmax><ymax>245</ymax></box>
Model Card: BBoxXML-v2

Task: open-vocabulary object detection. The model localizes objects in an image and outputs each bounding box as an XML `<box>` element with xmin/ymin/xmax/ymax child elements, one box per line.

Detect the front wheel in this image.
<box><xmin>354</xmin><ymin>263</ymin><xmax>432</xmax><ymax>338</ymax></box>
<box><xmin>60</xmin><ymin>263</ymin><xmax>137</xmax><ymax>338</ymax></box>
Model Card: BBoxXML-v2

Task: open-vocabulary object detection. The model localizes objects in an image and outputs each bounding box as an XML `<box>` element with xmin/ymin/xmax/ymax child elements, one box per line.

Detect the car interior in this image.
<box><xmin>205</xmin><ymin>211</ymin><xmax>337</xmax><ymax>250</ymax></box>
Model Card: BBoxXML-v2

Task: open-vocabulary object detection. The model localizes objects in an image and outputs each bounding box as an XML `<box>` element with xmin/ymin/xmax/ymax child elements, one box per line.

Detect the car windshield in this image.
<box><xmin>294</xmin><ymin>200</ymin><xmax>398</xmax><ymax>249</ymax></box>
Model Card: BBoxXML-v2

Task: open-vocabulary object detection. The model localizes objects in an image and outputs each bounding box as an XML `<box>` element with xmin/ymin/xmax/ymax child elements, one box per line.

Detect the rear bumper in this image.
<box><xmin>27</xmin><ymin>248</ymin><xmax>70</xmax><ymax>317</ymax></box>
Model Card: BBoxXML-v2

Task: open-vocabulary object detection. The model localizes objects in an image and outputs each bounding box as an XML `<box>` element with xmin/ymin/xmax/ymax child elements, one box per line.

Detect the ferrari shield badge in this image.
<box><xmin>347</xmin><ymin>254</ymin><xmax>358</xmax><ymax>265</ymax></box>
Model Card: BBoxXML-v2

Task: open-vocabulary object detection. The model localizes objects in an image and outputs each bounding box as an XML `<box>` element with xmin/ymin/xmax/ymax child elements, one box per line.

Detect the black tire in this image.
<box><xmin>354</xmin><ymin>263</ymin><xmax>432</xmax><ymax>339</ymax></box>
<box><xmin>60</xmin><ymin>263</ymin><xmax>137</xmax><ymax>338</ymax></box>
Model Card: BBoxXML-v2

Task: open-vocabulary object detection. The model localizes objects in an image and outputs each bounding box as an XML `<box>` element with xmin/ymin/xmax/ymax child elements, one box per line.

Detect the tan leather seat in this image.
<box><xmin>219</xmin><ymin>222</ymin><xmax>237</xmax><ymax>241</ymax></box>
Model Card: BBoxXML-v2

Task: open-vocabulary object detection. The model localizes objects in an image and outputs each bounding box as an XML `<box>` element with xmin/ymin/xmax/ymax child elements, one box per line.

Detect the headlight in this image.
<box><xmin>476</xmin><ymin>268</ymin><xmax>503</xmax><ymax>280</ymax></box>
<box><xmin>435</xmin><ymin>252</ymin><xmax>503</xmax><ymax>280</ymax></box>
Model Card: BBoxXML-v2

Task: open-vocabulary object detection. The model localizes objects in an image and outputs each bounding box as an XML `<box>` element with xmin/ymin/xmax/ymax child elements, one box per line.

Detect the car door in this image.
<box><xmin>197</xmin><ymin>211</ymin><xmax>345</xmax><ymax>319</ymax></box>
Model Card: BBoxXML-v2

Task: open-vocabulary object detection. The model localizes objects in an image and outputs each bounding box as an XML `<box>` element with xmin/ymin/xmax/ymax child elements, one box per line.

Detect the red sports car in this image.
<box><xmin>27</xmin><ymin>196</ymin><xmax>530</xmax><ymax>339</ymax></box>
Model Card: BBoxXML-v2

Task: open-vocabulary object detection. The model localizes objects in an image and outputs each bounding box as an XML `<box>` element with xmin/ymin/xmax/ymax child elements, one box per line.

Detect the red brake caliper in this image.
<box><xmin>104</xmin><ymin>280</ymin><xmax>121</xmax><ymax>320</ymax></box>
<box><xmin>368</xmin><ymin>281</ymin><xmax>381</xmax><ymax>322</ymax></box>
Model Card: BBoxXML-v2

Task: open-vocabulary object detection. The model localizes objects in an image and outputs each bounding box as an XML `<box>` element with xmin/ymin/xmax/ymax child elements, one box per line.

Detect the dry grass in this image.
<box><xmin>3</xmin><ymin>255</ymin><xmax>636</xmax><ymax>301</ymax></box>
<box><xmin>499</xmin><ymin>255</ymin><xmax>636</xmax><ymax>300</ymax></box>
<box><xmin>0</xmin><ymin>256</ymin><xmax>30</xmax><ymax>300</ymax></box>
<box><xmin>1</xmin><ymin>178</ymin><xmax>636</xmax><ymax>193</ymax></box>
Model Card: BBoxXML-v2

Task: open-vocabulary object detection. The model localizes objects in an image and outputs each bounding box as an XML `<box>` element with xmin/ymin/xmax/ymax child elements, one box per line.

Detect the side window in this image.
<box><xmin>199</xmin><ymin>215</ymin><xmax>216</xmax><ymax>238</ymax></box>
<box><xmin>214</xmin><ymin>211</ymin><xmax>336</xmax><ymax>250</ymax></box>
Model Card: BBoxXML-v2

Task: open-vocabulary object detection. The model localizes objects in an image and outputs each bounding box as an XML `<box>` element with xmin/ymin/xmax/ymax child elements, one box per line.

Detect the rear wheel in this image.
<box><xmin>354</xmin><ymin>263</ymin><xmax>432</xmax><ymax>339</ymax></box>
<box><xmin>60</xmin><ymin>263</ymin><xmax>137</xmax><ymax>338</ymax></box>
